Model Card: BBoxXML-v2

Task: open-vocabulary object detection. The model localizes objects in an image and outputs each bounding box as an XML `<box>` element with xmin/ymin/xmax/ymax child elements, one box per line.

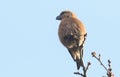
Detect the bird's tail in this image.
<box><xmin>76</xmin><ymin>46</ymin><xmax>84</xmax><ymax>70</ymax></box>
<box><xmin>76</xmin><ymin>58</ymin><xmax>84</xmax><ymax>70</ymax></box>
<box><xmin>68</xmin><ymin>46</ymin><xmax>84</xmax><ymax>70</ymax></box>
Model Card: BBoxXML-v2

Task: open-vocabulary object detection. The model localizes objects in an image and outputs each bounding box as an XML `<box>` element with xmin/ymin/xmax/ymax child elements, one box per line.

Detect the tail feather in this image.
<box><xmin>76</xmin><ymin>59</ymin><xmax>84</xmax><ymax>70</ymax></box>
<box><xmin>68</xmin><ymin>46</ymin><xmax>84</xmax><ymax>70</ymax></box>
<box><xmin>76</xmin><ymin>46</ymin><xmax>84</xmax><ymax>70</ymax></box>
<box><xmin>67</xmin><ymin>34</ymin><xmax>86</xmax><ymax>70</ymax></box>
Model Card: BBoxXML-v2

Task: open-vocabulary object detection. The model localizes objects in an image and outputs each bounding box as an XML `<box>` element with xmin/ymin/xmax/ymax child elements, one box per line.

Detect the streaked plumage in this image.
<box><xmin>56</xmin><ymin>10</ymin><xmax>87</xmax><ymax>70</ymax></box>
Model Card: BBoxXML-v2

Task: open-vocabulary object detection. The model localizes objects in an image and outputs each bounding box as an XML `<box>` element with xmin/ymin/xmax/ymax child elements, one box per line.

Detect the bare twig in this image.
<box><xmin>91</xmin><ymin>52</ymin><xmax>114</xmax><ymax>77</ymax></box>
<box><xmin>86</xmin><ymin>62</ymin><xmax>91</xmax><ymax>72</ymax></box>
<box><xmin>74</xmin><ymin>72</ymin><xmax>84</xmax><ymax>76</ymax></box>
<box><xmin>74</xmin><ymin>62</ymin><xmax>91</xmax><ymax>77</ymax></box>
<box><xmin>107</xmin><ymin>59</ymin><xmax>114</xmax><ymax>77</ymax></box>
<box><xmin>92</xmin><ymin>52</ymin><xmax>108</xmax><ymax>71</ymax></box>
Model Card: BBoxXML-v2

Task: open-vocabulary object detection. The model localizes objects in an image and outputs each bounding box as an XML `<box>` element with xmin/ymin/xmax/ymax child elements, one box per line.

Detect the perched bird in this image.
<box><xmin>56</xmin><ymin>10</ymin><xmax>87</xmax><ymax>70</ymax></box>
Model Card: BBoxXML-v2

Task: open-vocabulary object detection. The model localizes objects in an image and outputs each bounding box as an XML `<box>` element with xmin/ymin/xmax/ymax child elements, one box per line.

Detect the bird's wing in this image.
<box><xmin>60</xmin><ymin>23</ymin><xmax>81</xmax><ymax>48</ymax></box>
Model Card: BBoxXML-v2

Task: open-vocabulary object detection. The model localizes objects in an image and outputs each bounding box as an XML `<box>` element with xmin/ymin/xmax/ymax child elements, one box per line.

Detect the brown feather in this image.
<box><xmin>56</xmin><ymin>11</ymin><xmax>87</xmax><ymax>70</ymax></box>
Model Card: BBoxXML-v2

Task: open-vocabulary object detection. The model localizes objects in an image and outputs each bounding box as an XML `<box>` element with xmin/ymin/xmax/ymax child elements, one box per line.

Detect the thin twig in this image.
<box><xmin>94</xmin><ymin>55</ymin><xmax>108</xmax><ymax>72</ymax></box>
<box><xmin>91</xmin><ymin>52</ymin><xmax>114</xmax><ymax>77</ymax></box>
<box><xmin>74</xmin><ymin>62</ymin><xmax>91</xmax><ymax>77</ymax></box>
<box><xmin>74</xmin><ymin>72</ymin><xmax>84</xmax><ymax>76</ymax></box>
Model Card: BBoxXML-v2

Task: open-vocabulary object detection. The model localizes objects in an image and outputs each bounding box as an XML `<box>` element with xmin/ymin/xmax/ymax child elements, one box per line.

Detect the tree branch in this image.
<box><xmin>74</xmin><ymin>62</ymin><xmax>91</xmax><ymax>77</ymax></box>
<box><xmin>91</xmin><ymin>52</ymin><xmax>114</xmax><ymax>77</ymax></box>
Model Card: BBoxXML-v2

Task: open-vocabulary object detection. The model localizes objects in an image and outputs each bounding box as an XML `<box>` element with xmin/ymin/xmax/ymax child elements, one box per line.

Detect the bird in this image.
<box><xmin>56</xmin><ymin>10</ymin><xmax>87</xmax><ymax>70</ymax></box>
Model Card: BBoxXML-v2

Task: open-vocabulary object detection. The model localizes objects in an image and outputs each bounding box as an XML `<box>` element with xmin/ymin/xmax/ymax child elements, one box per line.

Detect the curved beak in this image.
<box><xmin>56</xmin><ymin>16</ymin><xmax>61</xmax><ymax>20</ymax></box>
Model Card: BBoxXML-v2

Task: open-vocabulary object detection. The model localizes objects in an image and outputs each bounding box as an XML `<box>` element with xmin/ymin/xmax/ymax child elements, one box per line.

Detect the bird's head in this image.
<box><xmin>56</xmin><ymin>10</ymin><xmax>77</xmax><ymax>20</ymax></box>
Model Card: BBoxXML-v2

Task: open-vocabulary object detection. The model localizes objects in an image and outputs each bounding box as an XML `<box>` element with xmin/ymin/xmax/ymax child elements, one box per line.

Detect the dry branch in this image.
<box><xmin>91</xmin><ymin>52</ymin><xmax>114</xmax><ymax>77</ymax></box>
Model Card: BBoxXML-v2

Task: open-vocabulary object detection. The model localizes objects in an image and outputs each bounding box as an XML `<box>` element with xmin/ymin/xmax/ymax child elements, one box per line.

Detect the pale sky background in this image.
<box><xmin>0</xmin><ymin>0</ymin><xmax>120</xmax><ymax>77</ymax></box>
